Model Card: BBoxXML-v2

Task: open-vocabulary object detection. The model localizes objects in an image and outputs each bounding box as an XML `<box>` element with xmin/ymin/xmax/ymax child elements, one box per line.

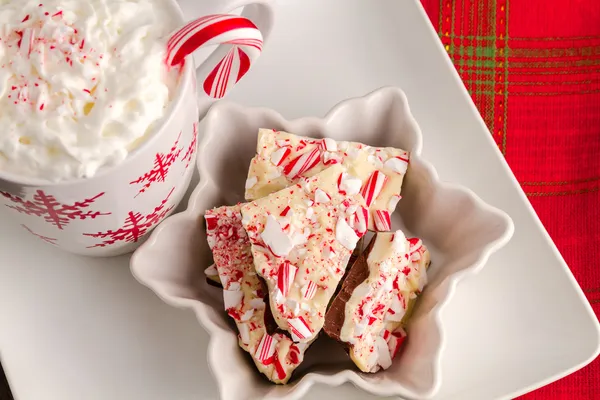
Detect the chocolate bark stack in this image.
<box><xmin>203</xmin><ymin>129</ymin><xmax>429</xmax><ymax>383</ymax></box>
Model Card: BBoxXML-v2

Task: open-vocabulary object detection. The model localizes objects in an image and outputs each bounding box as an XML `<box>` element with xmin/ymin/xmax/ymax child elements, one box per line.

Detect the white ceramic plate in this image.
<box><xmin>130</xmin><ymin>87</ymin><xmax>514</xmax><ymax>400</ymax></box>
<box><xmin>0</xmin><ymin>1</ymin><xmax>598</xmax><ymax>400</ymax></box>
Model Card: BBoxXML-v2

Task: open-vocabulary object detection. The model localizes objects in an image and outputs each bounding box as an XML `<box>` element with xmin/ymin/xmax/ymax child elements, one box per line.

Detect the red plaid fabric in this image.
<box><xmin>421</xmin><ymin>0</ymin><xmax>600</xmax><ymax>398</ymax></box>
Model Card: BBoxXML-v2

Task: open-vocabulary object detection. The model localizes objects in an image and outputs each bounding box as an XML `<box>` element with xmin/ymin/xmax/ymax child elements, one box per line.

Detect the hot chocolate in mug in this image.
<box><xmin>0</xmin><ymin>0</ymin><xmax>274</xmax><ymax>256</ymax></box>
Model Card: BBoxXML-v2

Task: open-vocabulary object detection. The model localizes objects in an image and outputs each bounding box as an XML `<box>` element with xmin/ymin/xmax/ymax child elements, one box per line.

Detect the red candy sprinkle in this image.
<box><xmin>205</xmin><ymin>215</ymin><xmax>218</xmax><ymax>230</ymax></box>
<box><xmin>372</xmin><ymin>303</ymin><xmax>385</xmax><ymax>315</ymax></box>
<box><xmin>382</xmin><ymin>330</ymin><xmax>391</xmax><ymax>341</ymax></box>
<box><xmin>337</xmin><ymin>173</ymin><xmax>346</xmax><ymax>195</ymax></box>
<box><xmin>273</xmin><ymin>357</ymin><xmax>286</xmax><ymax>380</ymax></box>
<box><xmin>280</xmin><ymin>206</ymin><xmax>291</xmax><ymax>217</ymax></box>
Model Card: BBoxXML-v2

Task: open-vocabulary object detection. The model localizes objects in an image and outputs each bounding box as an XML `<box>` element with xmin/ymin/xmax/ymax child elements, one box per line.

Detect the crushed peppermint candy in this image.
<box><xmin>338</xmin><ymin>172</ymin><xmax>363</xmax><ymax>195</ymax></box>
<box><xmin>388</xmin><ymin>195</ymin><xmax>402</xmax><ymax>211</ymax></box>
<box><xmin>336</xmin><ymin>217</ymin><xmax>360</xmax><ymax>250</ymax></box>
<box><xmin>255</xmin><ymin>334</ymin><xmax>277</xmax><ymax>364</ymax></box>
<box><xmin>387</xmin><ymin>327</ymin><xmax>408</xmax><ymax>360</ymax></box>
<box><xmin>204</xmin><ymin>264</ymin><xmax>218</xmax><ymax>277</ymax></box>
<box><xmin>361</xmin><ymin>170</ymin><xmax>388</xmax><ymax>208</ymax></box>
<box><xmin>239</xmin><ymin>323</ymin><xmax>251</xmax><ymax>344</ymax></box>
<box><xmin>314</xmin><ymin>188</ymin><xmax>331</xmax><ymax>203</ymax></box>
<box><xmin>223</xmin><ymin>289</ymin><xmax>244</xmax><ymax>310</ymax></box>
<box><xmin>270</xmin><ymin>147</ymin><xmax>291</xmax><ymax>166</ymax></box>
<box><xmin>375</xmin><ymin>335</ymin><xmax>393</xmax><ymax>370</ymax></box>
<box><xmin>277</xmin><ymin>261</ymin><xmax>298</xmax><ymax>298</ymax></box>
<box><xmin>350</xmin><ymin>206</ymin><xmax>369</xmax><ymax>235</ymax></box>
<box><xmin>302</xmin><ymin>281</ymin><xmax>318</xmax><ymax>300</ymax></box>
<box><xmin>288</xmin><ymin>316</ymin><xmax>313</xmax><ymax>341</ymax></box>
<box><xmin>374</xmin><ymin>209</ymin><xmax>392</xmax><ymax>231</ymax></box>
<box><xmin>384</xmin><ymin>156</ymin><xmax>409</xmax><ymax>175</ymax></box>
<box><xmin>321</xmin><ymin>137</ymin><xmax>338</xmax><ymax>152</ymax></box>
<box><xmin>323</xmin><ymin>151</ymin><xmax>342</xmax><ymax>165</ymax></box>
<box><xmin>245</xmin><ymin>176</ymin><xmax>258</xmax><ymax>190</ymax></box>
<box><xmin>283</xmin><ymin>148</ymin><xmax>321</xmax><ymax>179</ymax></box>
<box><xmin>261</xmin><ymin>215</ymin><xmax>294</xmax><ymax>257</ymax></box>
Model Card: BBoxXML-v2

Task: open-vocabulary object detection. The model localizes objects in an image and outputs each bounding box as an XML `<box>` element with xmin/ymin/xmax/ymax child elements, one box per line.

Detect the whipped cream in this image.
<box><xmin>0</xmin><ymin>0</ymin><xmax>180</xmax><ymax>181</ymax></box>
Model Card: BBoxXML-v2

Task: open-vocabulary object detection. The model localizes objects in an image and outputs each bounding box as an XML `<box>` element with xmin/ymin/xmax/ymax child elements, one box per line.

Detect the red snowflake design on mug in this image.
<box><xmin>181</xmin><ymin>121</ymin><xmax>198</xmax><ymax>168</ymax></box>
<box><xmin>83</xmin><ymin>187</ymin><xmax>175</xmax><ymax>248</ymax></box>
<box><xmin>0</xmin><ymin>190</ymin><xmax>110</xmax><ymax>230</ymax></box>
<box><xmin>130</xmin><ymin>133</ymin><xmax>182</xmax><ymax>197</ymax></box>
<box><xmin>21</xmin><ymin>225</ymin><xmax>58</xmax><ymax>245</ymax></box>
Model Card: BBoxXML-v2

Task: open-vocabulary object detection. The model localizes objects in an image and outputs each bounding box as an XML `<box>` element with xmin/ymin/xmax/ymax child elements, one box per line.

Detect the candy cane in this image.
<box><xmin>166</xmin><ymin>14</ymin><xmax>263</xmax><ymax>99</ymax></box>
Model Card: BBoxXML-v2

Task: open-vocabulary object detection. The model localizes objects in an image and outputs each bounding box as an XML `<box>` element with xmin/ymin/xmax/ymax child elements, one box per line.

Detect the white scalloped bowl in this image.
<box><xmin>130</xmin><ymin>87</ymin><xmax>514</xmax><ymax>400</ymax></box>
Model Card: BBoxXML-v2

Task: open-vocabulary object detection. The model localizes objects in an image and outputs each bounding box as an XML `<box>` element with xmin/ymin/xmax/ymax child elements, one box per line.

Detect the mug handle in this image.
<box><xmin>167</xmin><ymin>1</ymin><xmax>275</xmax><ymax>103</ymax></box>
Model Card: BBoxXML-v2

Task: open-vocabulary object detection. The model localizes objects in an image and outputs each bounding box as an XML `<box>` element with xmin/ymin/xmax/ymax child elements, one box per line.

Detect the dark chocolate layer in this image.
<box><xmin>323</xmin><ymin>237</ymin><xmax>375</xmax><ymax>341</ymax></box>
<box><xmin>206</xmin><ymin>277</ymin><xmax>224</xmax><ymax>289</ymax></box>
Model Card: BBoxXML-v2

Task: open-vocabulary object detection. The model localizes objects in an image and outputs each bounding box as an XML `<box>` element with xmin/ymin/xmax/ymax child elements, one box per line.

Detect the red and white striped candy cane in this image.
<box><xmin>166</xmin><ymin>14</ymin><xmax>263</xmax><ymax>99</ymax></box>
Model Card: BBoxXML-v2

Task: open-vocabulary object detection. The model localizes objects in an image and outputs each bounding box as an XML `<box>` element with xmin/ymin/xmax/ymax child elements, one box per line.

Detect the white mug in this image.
<box><xmin>0</xmin><ymin>0</ymin><xmax>275</xmax><ymax>257</ymax></box>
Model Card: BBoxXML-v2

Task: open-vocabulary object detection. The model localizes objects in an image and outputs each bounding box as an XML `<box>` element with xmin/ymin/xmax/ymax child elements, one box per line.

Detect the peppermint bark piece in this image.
<box><xmin>245</xmin><ymin>129</ymin><xmax>409</xmax><ymax>231</ymax></box>
<box><xmin>241</xmin><ymin>164</ymin><xmax>369</xmax><ymax>343</ymax></box>
<box><xmin>324</xmin><ymin>231</ymin><xmax>430</xmax><ymax>373</ymax></box>
<box><xmin>205</xmin><ymin>205</ymin><xmax>307</xmax><ymax>384</ymax></box>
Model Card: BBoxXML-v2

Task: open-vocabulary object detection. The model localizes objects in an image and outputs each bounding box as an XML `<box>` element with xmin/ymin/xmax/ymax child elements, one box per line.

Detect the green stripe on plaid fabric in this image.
<box><xmin>510</xmin><ymin>35</ymin><xmax>600</xmax><ymax>41</ymax></box>
<box><xmin>501</xmin><ymin>0</ymin><xmax>509</xmax><ymax>154</ymax></box>
<box><xmin>449</xmin><ymin>55</ymin><xmax>600</xmax><ymax>68</ymax></box>
<box><xmin>510</xmin><ymin>46</ymin><xmax>600</xmax><ymax>58</ymax></box>
<box><xmin>462</xmin><ymin>89</ymin><xmax>600</xmax><ymax>96</ymax></box>
<box><xmin>439</xmin><ymin>0</ymin><xmax>510</xmax><ymax>153</ymax></box>
<box><xmin>521</xmin><ymin>176</ymin><xmax>600</xmax><ymax>186</ymax></box>
<box><xmin>526</xmin><ymin>187</ymin><xmax>600</xmax><ymax>197</ymax></box>
<box><xmin>441</xmin><ymin>34</ymin><xmax>600</xmax><ymax>42</ymax></box>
